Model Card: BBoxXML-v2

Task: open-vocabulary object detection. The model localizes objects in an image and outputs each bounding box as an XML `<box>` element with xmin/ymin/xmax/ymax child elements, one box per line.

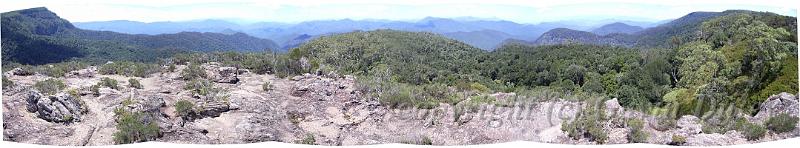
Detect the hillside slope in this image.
<box><xmin>1</xmin><ymin>7</ymin><xmax>279</xmax><ymax>65</ymax></box>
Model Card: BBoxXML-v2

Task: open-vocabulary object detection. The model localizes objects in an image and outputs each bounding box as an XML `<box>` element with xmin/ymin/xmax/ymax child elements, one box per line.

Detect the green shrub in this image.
<box><xmin>184</xmin><ymin>79</ymin><xmax>215</xmax><ymax>96</ymax></box>
<box><xmin>166</xmin><ymin>64</ymin><xmax>177</xmax><ymax>72</ymax></box>
<box><xmin>765</xmin><ymin>113</ymin><xmax>799</xmax><ymax>133</ymax></box>
<box><xmin>562</xmin><ymin>98</ymin><xmax>608</xmax><ymax>144</ymax></box>
<box><xmin>34</xmin><ymin>78</ymin><xmax>66</xmax><ymax>95</ymax></box>
<box><xmin>100</xmin><ymin>61</ymin><xmax>159</xmax><ymax>77</ymax></box>
<box><xmin>2</xmin><ymin>76</ymin><xmax>14</xmax><ymax>89</ymax></box>
<box><xmin>296</xmin><ymin>134</ymin><xmax>316</xmax><ymax>145</ymax></box>
<box><xmin>378</xmin><ymin>84</ymin><xmax>445</xmax><ymax>109</ymax></box>
<box><xmin>421</xmin><ymin>136</ymin><xmax>433</xmax><ymax>145</ymax></box>
<box><xmin>128</xmin><ymin>78</ymin><xmax>143</xmax><ymax>89</ymax></box>
<box><xmin>670</xmin><ymin>135</ymin><xmax>686</xmax><ymax>145</ymax></box>
<box><xmin>90</xmin><ymin>84</ymin><xmax>100</xmax><ymax>96</ymax></box>
<box><xmin>469</xmin><ymin>82</ymin><xmax>490</xmax><ymax>93</ymax></box>
<box><xmin>465</xmin><ymin>94</ymin><xmax>495</xmax><ymax>111</ymax></box>
<box><xmin>262</xmin><ymin>81</ymin><xmax>273</xmax><ymax>91</ymax></box>
<box><xmin>741</xmin><ymin>121</ymin><xmax>767</xmax><ymax>141</ymax></box>
<box><xmin>181</xmin><ymin>63</ymin><xmax>207</xmax><ymax>80</ymax></box>
<box><xmin>112</xmin><ymin>109</ymin><xmax>160</xmax><ymax>144</ymax></box>
<box><xmin>174</xmin><ymin>100</ymin><xmax>194</xmax><ymax>119</ymax></box>
<box><xmin>99</xmin><ymin>77</ymin><xmax>119</xmax><ymax>90</ymax></box>
<box><xmin>627</xmin><ymin>118</ymin><xmax>649</xmax><ymax>143</ymax></box>
<box><xmin>37</xmin><ymin>61</ymin><xmax>88</xmax><ymax>77</ymax></box>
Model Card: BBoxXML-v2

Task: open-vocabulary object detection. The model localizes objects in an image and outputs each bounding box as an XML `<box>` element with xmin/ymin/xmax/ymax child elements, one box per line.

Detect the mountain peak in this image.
<box><xmin>2</xmin><ymin>7</ymin><xmax>75</xmax><ymax>35</ymax></box>
<box><xmin>591</xmin><ymin>22</ymin><xmax>643</xmax><ymax>35</ymax></box>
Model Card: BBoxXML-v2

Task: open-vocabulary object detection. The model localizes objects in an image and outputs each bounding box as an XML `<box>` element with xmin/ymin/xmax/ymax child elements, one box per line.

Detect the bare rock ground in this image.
<box><xmin>3</xmin><ymin>64</ymin><xmax>799</xmax><ymax>146</ymax></box>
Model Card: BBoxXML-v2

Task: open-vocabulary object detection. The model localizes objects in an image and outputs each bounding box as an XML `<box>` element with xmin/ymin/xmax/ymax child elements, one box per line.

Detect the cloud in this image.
<box><xmin>0</xmin><ymin>0</ymin><xmax>796</xmax><ymax>24</ymax></box>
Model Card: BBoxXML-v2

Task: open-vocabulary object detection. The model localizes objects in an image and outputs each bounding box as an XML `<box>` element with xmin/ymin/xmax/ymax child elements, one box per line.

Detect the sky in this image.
<box><xmin>0</xmin><ymin>0</ymin><xmax>797</xmax><ymax>24</ymax></box>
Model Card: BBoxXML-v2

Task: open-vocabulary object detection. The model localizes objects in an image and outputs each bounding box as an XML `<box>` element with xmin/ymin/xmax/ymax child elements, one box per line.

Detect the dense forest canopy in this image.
<box><xmin>1</xmin><ymin>7</ymin><xmax>797</xmax><ymax>117</ymax></box>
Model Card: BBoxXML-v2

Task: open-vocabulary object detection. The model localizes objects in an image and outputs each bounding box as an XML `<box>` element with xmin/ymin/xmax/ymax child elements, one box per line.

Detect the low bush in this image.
<box><xmin>166</xmin><ymin>64</ymin><xmax>177</xmax><ymax>72</ymax></box>
<box><xmin>262</xmin><ymin>81</ymin><xmax>273</xmax><ymax>91</ymax></box>
<box><xmin>296</xmin><ymin>134</ymin><xmax>316</xmax><ymax>145</ymax></box>
<box><xmin>37</xmin><ymin>61</ymin><xmax>88</xmax><ymax>77</ymax></box>
<box><xmin>469</xmin><ymin>82</ymin><xmax>490</xmax><ymax>93</ymax></box>
<box><xmin>174</xmin><ymin>100</ymin><xmax>195</xmax><ymax>119</ymax></box>
<box><xmin>34</xmin><ymin>78</ymin><xmax>66</xmax><ymax>95</ymax></box>
<box><xmin>112</xmin><ymin>109</ymin><xmax>160</xmax><ymax>144</ymax></box>
<box><xmin>181</xmin><ymin>63</ymin><xmax>207</xmax><ymax>81</ymax></box>
<box><xmin>90</xmin><ymin>84</ymin><xmax>101</xmax><ymax>96</ymax></box>
<box><xmin>100</xmin><ymin>61</ymin><xmax>159</xmax><ymax>77</ymax></box>
<box><xmin>765</xmin><ymin>113</ymin><xmax>799</xmax><ymax>134</ymax></box>
<box><xmin>740</xmin><ymin>121</ymin><xmax>767</xmax><ymax>141</ymax></box>
<box><xmin>99</xmin><ymin>77</ymin><xmax>119</xmax><ymax>90</ymax></box>
<box><xmin>670</xmin><ymin>135</ymin><xmax>686</xmax><ymax>145</ymax></box>
<box><xmin>421</xmin><ymin>136</ymin><xmax>433</xmax><ymax>145</ymax></box>
<box><xmin>184</xmin><ymin>79</ymin><xmax>215</xmax><ymax>96</ymax></box>
<box><xmin>2</xmin><ymin>76</ymin><xmax>14</xmax><ymax>89</ymax></box>
<box><xmin>627</xmin><ymin>118</ymin><xmax>648</xmax><ymax>143</ymax></box>
<box><xmin>128</xmin><ymin>78</ymin><xmax>143</xmax><ymax>89</ymax></box>
<box><xmin>562</xmin><ymin>98</ymin><xmax>608</xmax><ymax>144</ymax></box>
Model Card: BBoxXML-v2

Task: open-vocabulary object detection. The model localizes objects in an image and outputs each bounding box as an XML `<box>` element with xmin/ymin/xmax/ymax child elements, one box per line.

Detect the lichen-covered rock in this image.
<box><xmin>676</xmin><ymin>115</ymin><xmax>702</xmax><ymax>137</ymax></box>
<box><xmin>290</xmin><ymin>73</ymin><xmax>354</xmax><ymax>99</ymax></box>
<box><xmin>25</xmin><ymin>91</ymin><xmax>85</xmax><ymax>123</ymax></box>
<box><xmin>66</xmin><ymin>66</ymin><xmax>96</xmax><ymax>78</ymax></box>
<box><xmin>685</xmin><ymin>131</ymin><xmax>747</xmax><ymax>146</ymax></box>
<box><xmin>203</xmin><ymin>63</ymin><xmax>244</xmax><ymax>84</ymax></box>
<box><xmin>606</xmin><ymin>128</ymin><xmax>629</xmax><ymax>144</ymax></box>
<box><xmin>604</xmin><ymin>98</ymin><xmax>624</xmax><ymax>117</ymax></box>
<box><xmin>754</xmin><ymin>92</ymin><xmax>799</xmax><ymax>124</ymax></box>
<box><xmin>197</xmin><ymin>101</ymin><xmax>231</xmax><ymax>118</ymax></box>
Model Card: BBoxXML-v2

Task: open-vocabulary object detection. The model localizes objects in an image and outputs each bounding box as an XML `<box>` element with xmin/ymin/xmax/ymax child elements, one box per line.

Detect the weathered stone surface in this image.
<box><xmin>203</xmin><ymin>63</ymin><xmax>244</xmax><ymax>84</ymax></box>
<box><xmin>25</xmin><ymin>91</ymin><xmax>85</xmax><ymax>123</ymax></box>
<box><xmin>606</xmin><ymin>128</ymin><xmax>629</xmax><ymax>144</ymax></box>
<box><xmin>685</xmin><ymin>131</ymin><xmax>747</xmax><ymax>146</ymax></box>
<box><xmin>66</xmin><ymin>66</ymin><xmax>96</xmax><ymax>78</ymax></box>
<box><xmin>604</xmin><ymin>98</ymin><xmax>624</xmax><ymax>117</ymax></box>
<box><xmin>6</xmin><ymin>65</ymin><xmax>800</xmax><ymax>146</ymax></box>
<box><xmin>754</xmin><ymin>92</ymin><xmax>799</xmax><ymax>123</ymax></box>
<box><xmin>197</xmin><ymin>101</ymin><xmax>231</xmax><ymax>118</ymax></box>
<box><xmin>676</xmin><ymin>115</ymin><xmax>702</xmax><ymax>137</ymax></box>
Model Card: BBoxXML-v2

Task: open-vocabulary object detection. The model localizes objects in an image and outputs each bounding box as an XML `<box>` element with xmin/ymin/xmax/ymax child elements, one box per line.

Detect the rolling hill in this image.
<box><xmin>528</xmin><ymin>10</ymin><xmax>797</xmax><ymax>48</ymax></box>
<box><xmin>1</xmin><ymin>7</ymin><xmax>279</xmax><ymax>65</ymax></box>
<box><xmin>590</xmin><ymin>22</ymin><xmax>644</xmax><ymax>35</ymax></box>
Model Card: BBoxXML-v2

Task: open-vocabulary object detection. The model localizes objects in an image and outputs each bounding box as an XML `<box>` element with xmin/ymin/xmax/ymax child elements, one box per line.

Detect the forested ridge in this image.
<box><xmin>1</xmin><ymin>7</ymin><xmax>279</xmax><ymax>65</ymax></box>
<box><xmin>2</xmin><ymin>7</ymin><xmax>797</xmax><ymax>117</ymax></box>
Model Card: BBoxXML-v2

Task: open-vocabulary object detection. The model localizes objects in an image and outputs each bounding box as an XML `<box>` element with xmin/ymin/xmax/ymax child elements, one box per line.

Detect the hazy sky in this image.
<box><xmin>0</xmin><ymin>0</ymin><xmax>796</xmax><ymax>24</ymax></box>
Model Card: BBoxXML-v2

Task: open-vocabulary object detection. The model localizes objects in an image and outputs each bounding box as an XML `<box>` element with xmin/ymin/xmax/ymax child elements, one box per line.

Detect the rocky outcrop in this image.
<box><xmin>196</xmin><ymin>101</ymin><xmax>232</xmax><ymax>118</ymax></box>
<box><xmin>122</xmin><ymin>94</ymin><xmax>174</xmax><ymax>133</ymax></box>
<box><xmin>604</xmin><ymin>98</ymin><xmax>624</xmax><ymax>117</ymax></box>
<box><xmin>203</xmin><ymin>63</ymin><xmax>246</xmax><ymax>84</ymax></box>
<box><xmin>675</xmin><ymin>115</ymin><xmax>702</xmax><ymax>137</ymax></box>
<box><xmin>25</xmin><ymin>91</ymin><xmax>86</xmax><ymax>123</ymax></box>
<box><xmin>289</xmin><ymin>73</ymin><xmax>355</xmax><ymax>99</ymax></box>
<box><xmin>685</xmin><ymin>131</ymin><xmax>748</xmax><ymax>146</ymax></box>
<box><xmin>66</xmin><ymin>66</ymin><xmax>96</xmax><ymax>78</ymax></box>
<box><xmin>606</xmin><ymin>128</ymin><xmax>629</xmax><ymax>144</ymax></box>
<box><xmin>754</xmin><ymin>92</ymin><xmax>799</xmax><ymax>123</ymax></box>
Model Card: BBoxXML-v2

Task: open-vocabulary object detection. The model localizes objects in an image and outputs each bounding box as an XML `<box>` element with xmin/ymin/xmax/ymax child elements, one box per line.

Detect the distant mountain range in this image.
<box><xmin>5</xmin><ymin>7</ymin><xmax>791</xmax><ymax>67</ymax></box>
<box><xmin>1</xmin><ymin>7</ymin><xmax>279</xmax><ymax>65</ymax></box>
<box><xmin>74</xmin><ymin>17</ymin><xmax>664</xmax><ymax>51</ymax></box>
<box><xmin>591</xmin><ymin>22</ymin><xmax>644</xmax><ymax>35</ymax></box>
<box><xmin>532</xmin><ymin>10</ymin><xmax>797</xmax><ymax>48</ymax></box>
